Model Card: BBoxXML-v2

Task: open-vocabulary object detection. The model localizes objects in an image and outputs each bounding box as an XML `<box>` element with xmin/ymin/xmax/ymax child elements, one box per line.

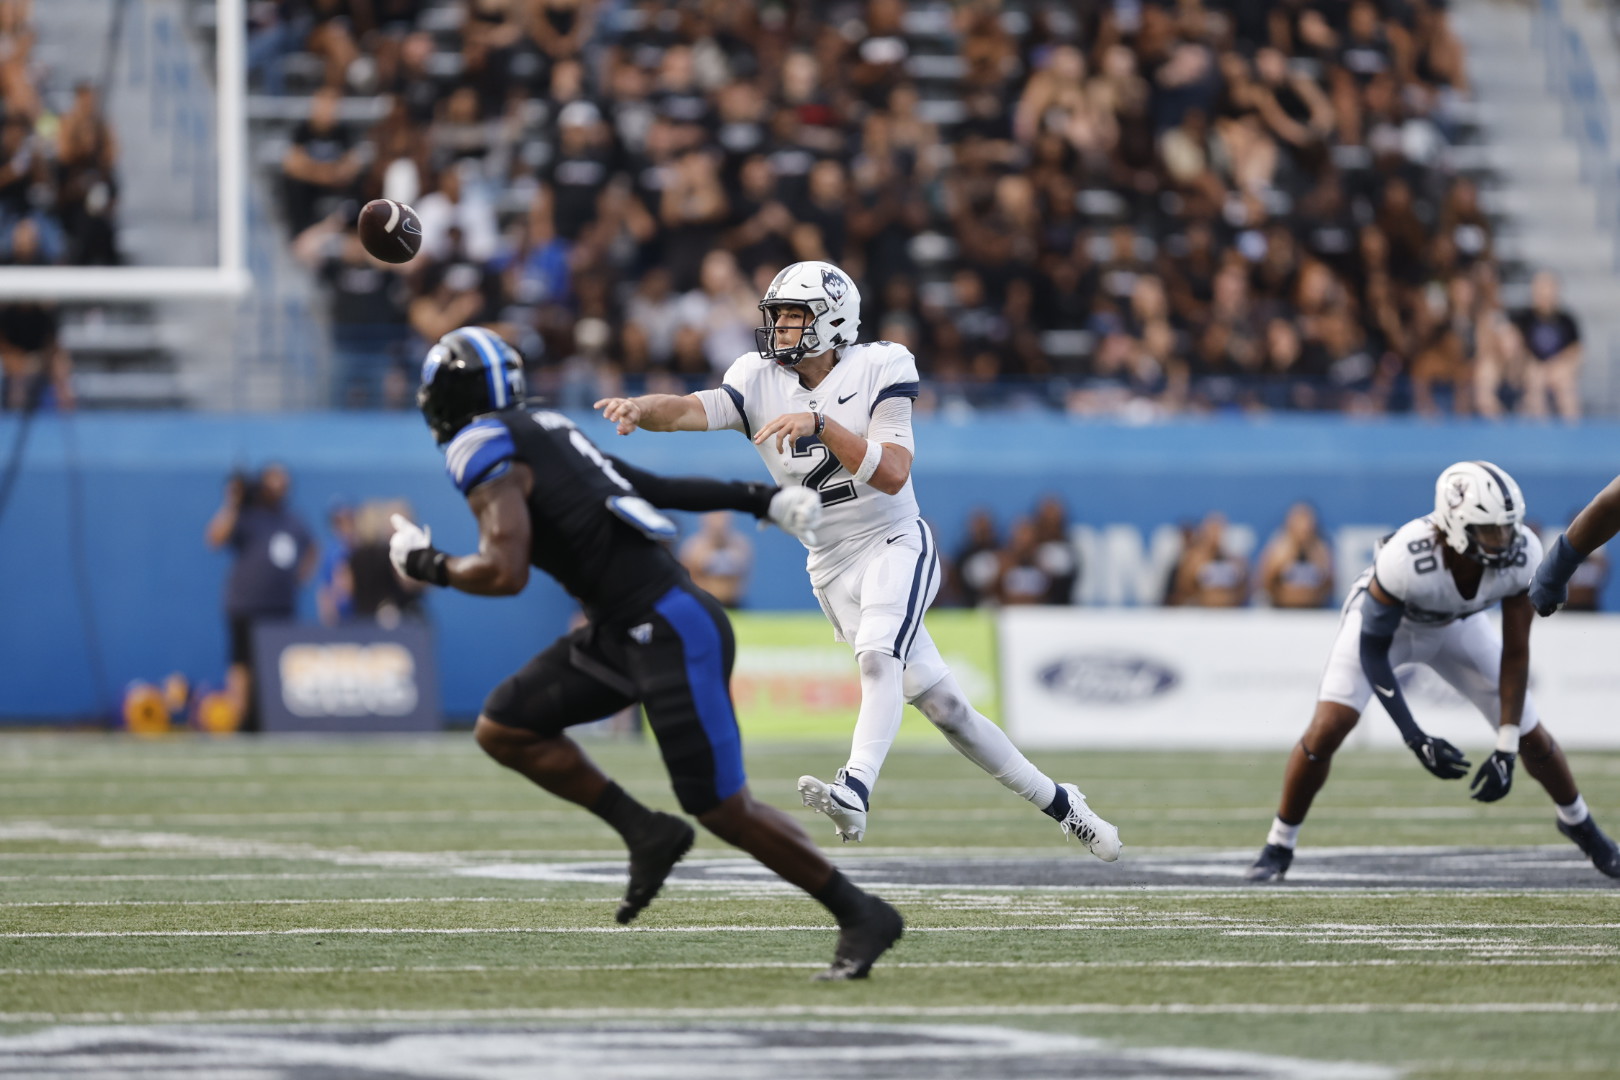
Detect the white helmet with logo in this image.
<box><xmin>1432</xmin><ymin>460</ymin><xmax>1526</xmax><ymax>568</ymax></box>
<box><xmin>755</xmin><ymin>260</ymin><xmax>861</xmax><ymax>366</ymax></box>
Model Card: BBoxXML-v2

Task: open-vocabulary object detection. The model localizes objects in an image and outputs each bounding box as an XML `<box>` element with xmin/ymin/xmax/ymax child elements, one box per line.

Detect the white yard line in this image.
<box><xmin>8</xmin><ymin>921</ymin><xmax>1620</xmax><ymax>939</ymax></box>
<box><xmin>0</xmin><ymin>958</ymin><xmax>1611</xmax><ymax>977</ymax></box>
<box><xmin>0</xmin><ymin>1003</ymin><xmax>1615</xmax><ymax>1024</ymax></box>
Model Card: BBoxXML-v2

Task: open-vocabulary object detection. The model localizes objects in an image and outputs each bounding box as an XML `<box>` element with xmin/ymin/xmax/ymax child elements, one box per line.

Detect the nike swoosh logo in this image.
<box><xmin>1374</xmin><ymin>684</ymin><xmax>1395</xmax><ymax>697</ymax></box>
<box><xmin>885</xmin><ymin>536</ymin><xmax>903</xmax><ymax>545</ymax></box>
<box><xmin>837</xmin><ymin>393</ymin><xmax>857</xmax><ymax>404</ymax></box>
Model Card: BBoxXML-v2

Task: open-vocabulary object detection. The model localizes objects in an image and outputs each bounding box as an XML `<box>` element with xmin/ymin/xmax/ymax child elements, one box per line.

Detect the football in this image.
<box><xmin>357</xmin><ymin>198</ymin><xmax>422</xmax><ymax>264</ymax></box>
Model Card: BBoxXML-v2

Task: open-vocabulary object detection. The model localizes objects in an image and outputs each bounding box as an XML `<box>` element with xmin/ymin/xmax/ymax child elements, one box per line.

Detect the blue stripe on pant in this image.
<box><xmin>653</xmin><ymin>586</ymin><xmax>747</xmax><ymax>807</ymax></box>
<box><xmin>891</xmin><ymin>521</ymin><xmax>933</xmax><ymax>658</ymax></box>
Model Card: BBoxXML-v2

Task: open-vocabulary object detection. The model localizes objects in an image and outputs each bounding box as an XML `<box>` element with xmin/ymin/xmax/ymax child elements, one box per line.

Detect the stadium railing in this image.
<box><xmin>1538</xmin><ymin>0</ymin><xmax>1620</xmax><ymax>272</ymax></box>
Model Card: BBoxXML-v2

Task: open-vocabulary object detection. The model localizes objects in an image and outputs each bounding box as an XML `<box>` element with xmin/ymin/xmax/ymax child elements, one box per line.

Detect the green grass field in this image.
<box><xmin>2</xmin><ymin>733</ymin><xmax>1618</xmax><ymax>1078</ymax></box>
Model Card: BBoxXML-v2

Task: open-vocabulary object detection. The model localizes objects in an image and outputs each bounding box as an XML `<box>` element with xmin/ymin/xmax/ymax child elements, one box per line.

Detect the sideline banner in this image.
<box><xmin>730</xmin><ymin>610</ymin><xmax>999</xmax><ymax>740</ymax></box>
<box><xmin>1000</xmin><ymin>608</ymin><xmax>1620</xmax><ymax>750</ymax></box>
<box><xmin>253</xmin><ymin>621</ymin><xmax>442</xmax><ymax>732</ymax></box>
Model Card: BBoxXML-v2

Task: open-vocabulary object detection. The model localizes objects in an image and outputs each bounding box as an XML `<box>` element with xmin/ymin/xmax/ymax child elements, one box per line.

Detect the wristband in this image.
<box><xmin>853</xmin><ymin>439</ymin><xmax>884</xmax><ymax>484</ymax></box>
<box><xmin>813</xmin><ymin>411</ymin><xmax>826</xmax><ymax>436</ymax></box>
<box><xmin>1496</xmin><ymin>723</ymin><xmax>1521</xmax><ymax>755</ymax></box>
<box><xmin>405</xmin><ymin>546</ymin><xmax>450</xmax><ymax>587</ymax></box>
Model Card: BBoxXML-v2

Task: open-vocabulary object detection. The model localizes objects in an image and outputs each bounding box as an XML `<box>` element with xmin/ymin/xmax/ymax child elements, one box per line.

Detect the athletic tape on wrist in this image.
<box><xmin>854</xmin><ymin>440</ymin><xmax>884</xmax><ymax>484</ymax></box>
<box><xmin>1496</xmin><ymin>724</ymin><xmax>1521</xmax><ymax>755</ymax></box>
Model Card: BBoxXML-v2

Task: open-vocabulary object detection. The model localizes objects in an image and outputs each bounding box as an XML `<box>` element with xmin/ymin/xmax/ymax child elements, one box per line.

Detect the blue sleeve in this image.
<box><xmin>443</xmin><ymin>418</ymin><xmax>516</xmax><ymax>496</ymax></box>
<box><xmin>1358</xmin><ymin>589</ymin><xmax>1422</xmax><ymax>744</ymax></box>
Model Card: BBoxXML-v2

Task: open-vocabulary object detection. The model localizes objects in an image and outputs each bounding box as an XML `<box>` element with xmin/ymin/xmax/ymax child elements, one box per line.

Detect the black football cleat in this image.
<box><xmin>1245</xmin><ymin>843</ymin><xmax>1295</xmax><ymax>883</ymax></box>
<box><xmin>814</xmin><ymin>896</ymin><xmax>904</xmax><ymax>981</ymax></box>
<box><xmin>615</xmin><ymin>812</ymin><xmax>696</xmax><ymax>924</ymax></box>
<box><xmin>1558</xmin><ymin>816</ymin><xmax>1620</xmax><ymax>879</ymax></box>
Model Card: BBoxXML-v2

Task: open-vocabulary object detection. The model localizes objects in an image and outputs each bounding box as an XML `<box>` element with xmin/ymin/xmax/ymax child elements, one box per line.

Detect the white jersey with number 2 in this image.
<box><xmin>694</xmin><ymin>341</ymin><xmax>922</xmax><ymax>589</ymax></box>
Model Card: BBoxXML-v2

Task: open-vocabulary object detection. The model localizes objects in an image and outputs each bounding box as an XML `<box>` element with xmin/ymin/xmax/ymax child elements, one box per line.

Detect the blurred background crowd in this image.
<box><xmin>0</xmin><ymin>0</ymin><xmax>121</xmax><ymax>409</ymax></box>
<box><xmin>246</xmin><ymin>0</ymin><xmax>1584</xmax><ymax>416</ymax></box>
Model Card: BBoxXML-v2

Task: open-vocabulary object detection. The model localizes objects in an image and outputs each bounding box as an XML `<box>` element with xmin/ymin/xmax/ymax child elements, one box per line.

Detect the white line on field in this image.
<box><xmin>8</xmin><ymin>922</ymin><xmax>1620</xmax><ymax>939</ymax></box>
<box><xmin>0</xmin><ymin>925</ymin><xmax>1099</xmax><ymax>938</ymax></box>
<box><xmin>0</xmin><ymin>873</ymin><xmax>431</xmax><ymax>883</ymax></box>
<box><xmin>1</xmin><ymin>1003</ymin><xmax>1615</xmax><ymax>1024</ymax></box>
<box><xmin>0</xmin><ymin>958</ymin><xmax>1611</xmax><ymax>977</ymax></box>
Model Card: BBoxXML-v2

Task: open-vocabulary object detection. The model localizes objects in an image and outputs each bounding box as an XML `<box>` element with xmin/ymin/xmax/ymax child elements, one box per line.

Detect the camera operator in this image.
<box><xmin>205</xmin><ymin>464</ymin><xmax>317</xmax><ymax>732</ymax></box>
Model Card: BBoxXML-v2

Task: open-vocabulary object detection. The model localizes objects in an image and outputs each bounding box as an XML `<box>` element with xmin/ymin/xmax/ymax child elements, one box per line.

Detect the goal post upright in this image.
<box><xmin>0</xmin><ymin>0</ymin><xmax>251</xmax><ymax>301</ymax></box>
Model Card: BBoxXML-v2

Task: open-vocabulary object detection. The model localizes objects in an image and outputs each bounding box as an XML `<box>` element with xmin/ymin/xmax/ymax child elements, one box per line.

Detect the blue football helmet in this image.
<box><xmin>417</xmin><ymin>326</ymin><xmax>525</xmax><ymax>443</ymax></box>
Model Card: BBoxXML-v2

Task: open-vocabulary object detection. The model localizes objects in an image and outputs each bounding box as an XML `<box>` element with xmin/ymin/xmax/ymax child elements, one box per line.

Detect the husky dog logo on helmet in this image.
<box><xmin>1446</xmin><ymin>476</ymin><xmax>1469</xmax><ymax>509</ymax></box>
<box><xmin>821</xmin><ymin>268</ymin><xmax>848</xmax><ymax>303</ymax></box>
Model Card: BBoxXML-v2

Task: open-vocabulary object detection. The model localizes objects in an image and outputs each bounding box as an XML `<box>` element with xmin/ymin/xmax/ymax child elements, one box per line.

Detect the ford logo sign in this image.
<box><xmin>1038</xmin><ymin>654</ymin><xmax>1178</xmax><ymax>704</ymax></box>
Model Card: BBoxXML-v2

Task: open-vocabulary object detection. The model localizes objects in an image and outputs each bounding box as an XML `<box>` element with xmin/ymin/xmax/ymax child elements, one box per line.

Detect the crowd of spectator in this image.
<box><xmin>261</xmin><ymin>0</ymin><xmax>1584</xmax><ymax>417</ymax></box>
<box><xmin>0</xmin><ymin>0</ymin><xmax>120</xmax><ymax>410</ymax></box>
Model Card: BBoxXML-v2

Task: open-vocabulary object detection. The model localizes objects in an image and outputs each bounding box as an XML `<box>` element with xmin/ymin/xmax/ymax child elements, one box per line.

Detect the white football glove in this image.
<box><xmin>767</xmin><ymin>487</ymin><xmax>822</xmax><ymax>545</ymax></box>
<box><xmin>388</xmin><ymin>513</ymin><xmax>434</xmax><ymax>578</ymax></box>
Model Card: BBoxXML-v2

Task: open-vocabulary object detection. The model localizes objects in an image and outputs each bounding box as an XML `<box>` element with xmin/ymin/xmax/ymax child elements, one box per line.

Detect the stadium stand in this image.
<box><xmin>229</xmin><ymin>0</ymin><xmax>1584</xmax><ymax>417</ymax></box>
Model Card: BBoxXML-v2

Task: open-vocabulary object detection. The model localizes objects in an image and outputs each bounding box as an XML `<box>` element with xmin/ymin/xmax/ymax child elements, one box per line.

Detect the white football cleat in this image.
<box><xmin>798</xmin><ymin>771</ymin><xmax>868</xmax><ymax>844</ymax></box>
<box><xmin>1056</xmin><ymin>783</ymin><xmax>1121</xmax><ymax>862</ymax></box>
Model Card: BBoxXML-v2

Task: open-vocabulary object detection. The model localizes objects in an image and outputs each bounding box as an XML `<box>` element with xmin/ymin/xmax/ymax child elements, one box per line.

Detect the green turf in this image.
<box><xmin>2</xmin><ymin>733</ymin><xmax>1618</xmax><ymax>1078</ymax></box>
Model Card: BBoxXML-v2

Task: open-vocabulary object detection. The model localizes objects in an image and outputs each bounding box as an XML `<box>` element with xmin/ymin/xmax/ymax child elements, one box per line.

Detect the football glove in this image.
<box><xmin>1469</xmin><ymin>750</ymin><xmax>1516</xmax><ymax>802</ymax></box>
<box><xmin>389</xmin><ymin>513</ymin><xmax>449</xmax><ymax>586</ymax></box>
<box><xmin>1407</xmin><ymin>734</ymin><xmax>1471</xmax><ymax>780</ymax></box>
<box><xmin>767</xmin><ymin>487</ymin><xmax>822</xmax><ymax>545</ymax></box>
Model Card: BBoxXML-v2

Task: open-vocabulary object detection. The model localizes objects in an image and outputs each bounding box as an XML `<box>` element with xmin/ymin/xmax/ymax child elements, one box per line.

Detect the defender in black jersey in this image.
<box><xmin>390</xmin><ymin>326</ymin><xmax>904</xmax><ymax>980</ymax></box>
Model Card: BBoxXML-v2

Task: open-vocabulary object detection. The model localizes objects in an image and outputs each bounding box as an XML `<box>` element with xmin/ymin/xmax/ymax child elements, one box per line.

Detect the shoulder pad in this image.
<box><xmin>444</xmin><ymin>417</ymin><xmax>516</xmax><ymax>496</ymax></box>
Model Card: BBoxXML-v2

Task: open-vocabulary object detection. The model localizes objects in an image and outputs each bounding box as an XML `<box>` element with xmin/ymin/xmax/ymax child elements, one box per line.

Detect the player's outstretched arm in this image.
<box><xmin>595</xmin><ymin>394</ymin><xmax>709</xmax><ymax>435</ymax></box>
<box><xmin>607</xmin><ymin>456</ymin><xmax>822</xmax><ymax>543</ymax></box>
<box><xmin>1358</xmin><ymin>578</ymin><xmax>1470</xmax><ymax>780</ymax></box>
<box><xmin>608</xmin><ymin>455</ymin><xmax>774</xmax><ymax>516</ymax></box>
<box><xmin>1532</xmin><ymin>475</ymin><xmax>1620</xmax><ymax>615</ymax></box>
<box><xmin>390</xmin><ymin>468</ymin><xmax>534</xmax><ymax>596</ymax></box>
<box><xmin>1472</xmin><ymin>591</ymin><xmax>1531</xmax><ymax>801</ymax></box>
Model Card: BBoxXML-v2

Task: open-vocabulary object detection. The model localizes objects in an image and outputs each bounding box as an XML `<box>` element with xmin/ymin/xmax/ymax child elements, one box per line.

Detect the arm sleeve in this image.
<box><xmin>608</xmin><ymin>455</ymin><xmax>776</xmax><ymax>518</ymax></box>
<box><xmin>443</xmin><ymin>419</ymin><xmax>516</xmax><ymax>496</ymax></box>
<box><xmin>867</xmin><ymin>395</ymin><xmax>915</xmax><ymax>453</ymax></box>
<box><xmin>1358</xmin><ymin>589</ymin><xmax>1423</xmax><ymax>744</ymax></box>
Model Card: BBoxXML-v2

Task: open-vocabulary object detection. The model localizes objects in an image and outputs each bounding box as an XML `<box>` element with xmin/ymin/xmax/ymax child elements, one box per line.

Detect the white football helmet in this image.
<box><xmin>755</xmin><ymin>260</ymin><xmax>861</xmax><ymax>366</ymax></box>
<box><xmin>1432</xmin><ymin>460</ymin><xmax>1526</xmax><ymax>568</ymax></box>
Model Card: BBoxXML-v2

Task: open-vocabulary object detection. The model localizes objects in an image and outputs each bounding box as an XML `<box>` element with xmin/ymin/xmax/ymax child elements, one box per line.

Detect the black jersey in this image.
<box><xmin>443</xmin><ymin>407</ymin><xmax>685</xmax><ymax>618</ymax></box>
<box><xmin>442</xmin><ymin>406</ymin><xmax>776</xmax><ymax>620</ymax></box>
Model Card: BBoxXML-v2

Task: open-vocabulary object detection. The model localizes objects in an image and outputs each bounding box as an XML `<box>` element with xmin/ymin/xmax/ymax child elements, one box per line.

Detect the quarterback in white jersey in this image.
<box><xmin>596</xmin><ymin>260</ymin><xmax>1120</xmax><ymax>858</ymax></box>
<box><xmin>1247</xmin><ymin>461</ymin><xmax>1619</xmax><ymax>882</ymax></box>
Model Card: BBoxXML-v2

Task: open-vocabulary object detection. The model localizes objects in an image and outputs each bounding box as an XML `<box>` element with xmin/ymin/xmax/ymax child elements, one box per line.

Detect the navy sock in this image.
<box><xmin>812</xmin><ymin>869</ymin><xmax>870</xmax><ymax>926</ymax></box>
<box><xmin>841</xmin><ymin>774</ymin><xmax>870</xmax><ymax>810</ymax></box>
<box><xmin>591</xmin><ymin>782</ymin><xmax>655</xmax><ymax>841</ymax></box>
<box><xmin>1042</xmin><ymin>784</ymin><xmax>1071</xmax><ymax>822</ymax></box>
